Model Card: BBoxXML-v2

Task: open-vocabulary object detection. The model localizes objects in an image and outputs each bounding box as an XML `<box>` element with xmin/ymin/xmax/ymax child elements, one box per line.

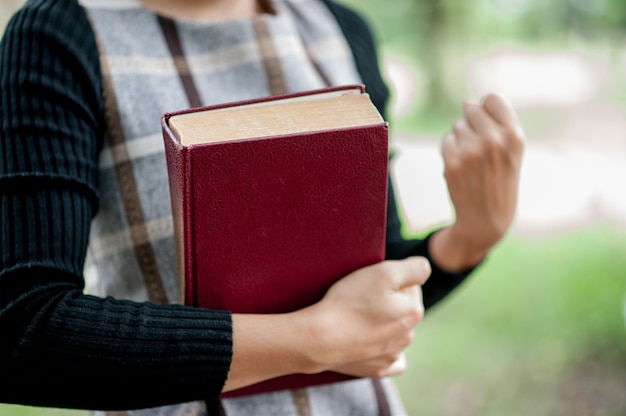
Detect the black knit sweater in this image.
<box><xmin>0</xmin><ymin>0</ymin><xmax>470</xmax><ymax>410</ymax></box>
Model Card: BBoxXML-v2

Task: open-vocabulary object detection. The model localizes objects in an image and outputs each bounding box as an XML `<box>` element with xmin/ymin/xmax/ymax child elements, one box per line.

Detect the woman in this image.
<box><xmin>0</xmin><ymin>0</ymin><xmax>524</xmax><ymax>414</ymax></box>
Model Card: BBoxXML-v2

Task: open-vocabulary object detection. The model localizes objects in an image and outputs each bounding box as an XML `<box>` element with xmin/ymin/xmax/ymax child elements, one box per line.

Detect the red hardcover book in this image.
<box><xmin>161</xmin><ymin>85</ymin><xmax>389</xmax><ymax>398</ymax></box>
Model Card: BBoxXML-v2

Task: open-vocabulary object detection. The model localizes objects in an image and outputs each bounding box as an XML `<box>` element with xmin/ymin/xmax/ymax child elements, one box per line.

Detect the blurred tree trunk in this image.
<box><xmin>419</xmin><ymin>0</ymin><xmax>449</xmax><ymax>112</ymax></box>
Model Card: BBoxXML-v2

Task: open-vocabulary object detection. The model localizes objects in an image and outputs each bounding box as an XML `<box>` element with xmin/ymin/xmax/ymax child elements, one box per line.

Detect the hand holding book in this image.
<box><xmin>307</xmin><ymin>256</ymin><xmax>431</xmax><ymax>377</ymax></box>
<box><xmin>223</xmin><ymin>257</ymin><xmax>431</xmax><ymax>394</ymax></box>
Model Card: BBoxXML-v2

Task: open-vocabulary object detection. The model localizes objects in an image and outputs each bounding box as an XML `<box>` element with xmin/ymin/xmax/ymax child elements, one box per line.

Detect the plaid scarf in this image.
<box><xmin>82</xmin><ymin>0</ymin><xmax>406</xmax><ymax>414</ymax></box>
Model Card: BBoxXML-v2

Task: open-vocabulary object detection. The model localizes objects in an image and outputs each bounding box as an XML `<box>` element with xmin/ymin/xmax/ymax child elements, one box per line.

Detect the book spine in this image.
<box><xmin>162</xmin><ymin>119</ymin><xmax>195</xmax><ymax>306</ymax></box>
<box><xmin>181</xmin><ymin>146</ymin><xmax>196</xmax><ymax>307</ymax></box>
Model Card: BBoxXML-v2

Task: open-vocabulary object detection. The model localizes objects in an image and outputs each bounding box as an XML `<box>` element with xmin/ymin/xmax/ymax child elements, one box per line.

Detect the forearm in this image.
<box><xmin>0</xmin><ymin>270</ymin><xmax>232</xmax><ymax>410</ymax></box>
<box><xmin>0</xmin><ymin>187</ymin><xmax>231</xmax><ymax>409</ymax></box>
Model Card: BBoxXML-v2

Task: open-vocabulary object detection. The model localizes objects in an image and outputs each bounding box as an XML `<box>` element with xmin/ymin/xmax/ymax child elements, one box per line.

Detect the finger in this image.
<box><xmin>463</xmin><ymin>99</ymin><xmax>498</xmax><ymax>134</ymax></box>
<box><xmin>394</xmin><ymin>257</ymin><xmax>431</xmax><ymax>289</ymax></box>
<box><xmin>391</xmin><ymin>352</ymin><xmax>407</xmax><ymax>372</ymax></box>
<box><xmin>334</xmin><ymin>352</ymin><xmax>408</xmax><ymax>378</ymax></box>
<box><xmin>441</xmin><ymin>131</ymin><xmax>460</xmax><ymax>165</ymax></box>
<box><xmin>481</xmin><ymin>93</ymin><xmax>519</xmax><ymax>127</ymax></box>
<box><xmin>394</xmin><ymin>285</ymin><xmax>425</xmax><ymax>326</ymax></box>
<box><xmin>482</xmin><ymin>94</ymin><xmax>526</xmax><ymax>148</ymax></box>
<box><xmin>378</xmin><ymin>352</ymin><xmax>408</xmax><ymax>377</ymax></box>
<box><xmin>399</xmin><ymin>287</ymin><xmax>425</xmax><ymax>328</ymax></box>
<box><xmin>452</xmin><ymin>118</ymin><xmax>478</xmax><ymax>144</ymax></box>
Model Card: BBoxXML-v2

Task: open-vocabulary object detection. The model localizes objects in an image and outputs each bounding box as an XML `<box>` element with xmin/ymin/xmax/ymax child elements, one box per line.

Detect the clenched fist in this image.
<box><xmin>431</xmin><ymin>93</ymin><xmax>525</xmax><ymax>272</ymax></box>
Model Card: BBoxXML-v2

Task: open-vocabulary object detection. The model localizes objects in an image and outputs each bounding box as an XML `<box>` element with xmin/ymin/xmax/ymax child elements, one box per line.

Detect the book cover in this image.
<box><xmin>161</xmin><ymin>85</ymin><xmax>389</xmax><ymax>398</ymax></box>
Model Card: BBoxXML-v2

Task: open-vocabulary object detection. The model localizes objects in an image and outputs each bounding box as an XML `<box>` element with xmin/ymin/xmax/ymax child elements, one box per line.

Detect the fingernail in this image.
<box><xmin>463</xmin><ymin>99</ymin><xmax>478</xmax><ymax>111</ymax></box>
<box><xmin>416</xmin><ymin>257</ymin><xmax>431</xmax><ymax>275</ymax></box>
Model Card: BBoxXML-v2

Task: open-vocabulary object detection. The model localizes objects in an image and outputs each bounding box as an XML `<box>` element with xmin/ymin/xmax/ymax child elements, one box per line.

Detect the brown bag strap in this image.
<box><xmin>291</xmin><ymin>389</ymin><xmax>313</xmax><ymax>416</ymax></box>
<box><xmin>372</xmin><ymin>378</ymin><xmax>392</xmax><ymax>416</ymax></box>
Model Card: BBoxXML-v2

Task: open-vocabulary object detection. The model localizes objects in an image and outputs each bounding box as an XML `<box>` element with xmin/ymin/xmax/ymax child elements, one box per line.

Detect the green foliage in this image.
<box><xmin>337</xmin><ymin>0</ymin><xmax>626</xmax><ymax>136</ymax></box>
<box><xmin>0</xmin><ymin>404</ymin><xmax>87</xmax><ymax>416</ymax></box>
<box><xmin>396</xmin><ymin>228</ymin><xmax>626</xmax><ymax>415</ymax></box>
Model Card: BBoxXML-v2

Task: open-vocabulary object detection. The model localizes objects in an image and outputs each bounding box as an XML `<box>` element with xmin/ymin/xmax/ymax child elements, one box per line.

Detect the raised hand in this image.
<box><xmin>431</xmin><ymin>93</ymin><xmax>525</xmax><ymax>271</ymax></box>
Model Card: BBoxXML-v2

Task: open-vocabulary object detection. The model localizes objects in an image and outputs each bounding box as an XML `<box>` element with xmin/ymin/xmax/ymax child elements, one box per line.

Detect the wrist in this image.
<box><xmin>224</xmin><ymin>311</ymin><xmax>323</xmax><ymax>392</ymax></box>
<box><xmin>291</xmin><ymin>303</ymin><xmax>342</xmax><ymax>374</ymax></box>
<box><xmin>285</xmin><ymin>306</ymin><xmax>332</xmax><ymax>374</ymax></box>
<box><xmin>429</xmin><ymin>226</ymin><xmax>490</xmax><ymax>272</ymax></box>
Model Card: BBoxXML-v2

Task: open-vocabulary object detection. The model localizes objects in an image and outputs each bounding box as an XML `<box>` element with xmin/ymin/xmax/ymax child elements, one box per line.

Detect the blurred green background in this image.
<box><xmin>1</xmin><ymin>0</ymin><xmax>625</xmax><ymax>415</ymax></box>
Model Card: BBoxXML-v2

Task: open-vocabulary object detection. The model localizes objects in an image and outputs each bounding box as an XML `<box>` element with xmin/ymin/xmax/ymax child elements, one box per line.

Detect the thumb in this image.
<box><xmin>394</xmin><ymin>257</ymin><xmax>431</xmax><ymax>290</ymax></box>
